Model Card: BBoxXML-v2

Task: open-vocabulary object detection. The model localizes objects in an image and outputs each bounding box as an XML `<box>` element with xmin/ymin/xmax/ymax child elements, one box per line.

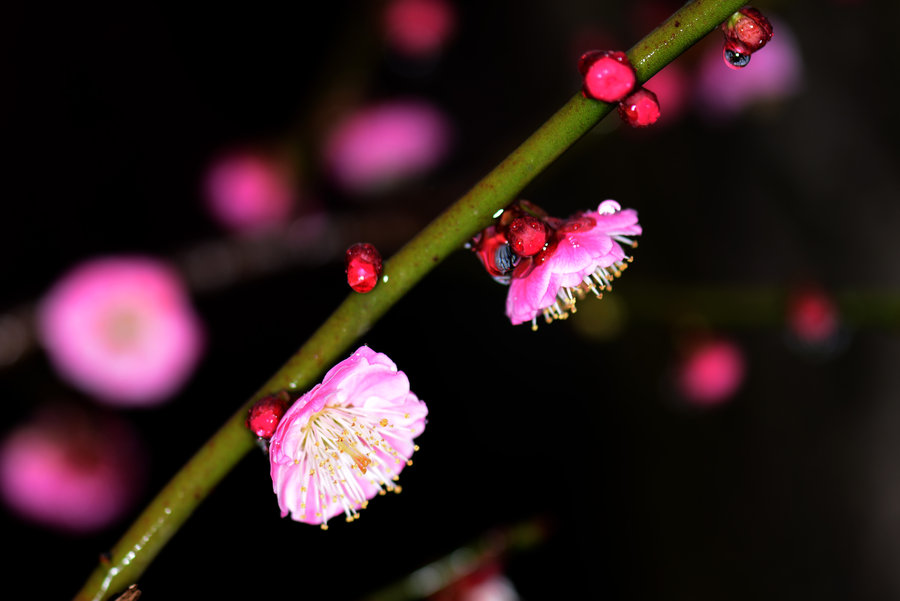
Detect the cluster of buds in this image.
<box><xmin>469</xmin><ymin>201</ymin><xmax>551</xmax><ymax>285</ymax></box>
<box><xmin>578</xmin><ymin>50</ymin><xmax>660</xmax><ymax>127</ymax></box>
<box><xmin>469</xmin><ymin>199</ymin><xmax>642</xmax><ymax>329</ymax></box>
<box><xmin>720</xmin><ymin>7</ymin><xmax>774</xmax><ymax>69</ymax></box>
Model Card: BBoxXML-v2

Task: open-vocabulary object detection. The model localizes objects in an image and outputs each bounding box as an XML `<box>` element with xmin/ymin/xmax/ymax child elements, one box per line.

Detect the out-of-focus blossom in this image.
<box><xmin>383</xmin><ymin>0</ymin><xmax>456</xmax><ymax>59</ymax></box>
<box><xmin>785</xmin><ymin>286</ymin><xmax>847</xmax><ymax>356</ymax></box>
<box><xmin>505</xmin><ymin>200</ymin><xmax>642</xmax><ymax>329</ymax></box>
<box><xmin>204</xmin><ymin>151</ymin><xmax>297</xmax><ymax>232</ymax></box>
<box><xmin>696</xmin><ymin>18</ymin><xmax>802</xmax><ymax>120</ymax></box>
<box><xmin>644</xmin><ymin>62</ymin><xmax>689</xmax><ymax>125</ymax></box>
<box><xmin>324</xmin><ymin>100</ymin><xmax>452</xmax><ymax>195</ymax></box>
<box><xmin>269</xmin><ymin>346</ymin><xmax>427</xmax><ymax>528</ymax></box>
<box><xmin>675</xmin><ymin>339</ymin><xmax>745</xmax><ymax>406</ymax></box>
<box><xmin>37</xmin><ymin>257</ymin><xmax>204</xmax><ymax>406</ymax></box>
<box><xmin>0</xmin><ymin>405</ymin><xmax>145</xmax><ymax>532</ymax></box>
<box><xmin>787</xmin><ymin>287</ymin><xmax>840</xmax><ymax>345</ymax></box>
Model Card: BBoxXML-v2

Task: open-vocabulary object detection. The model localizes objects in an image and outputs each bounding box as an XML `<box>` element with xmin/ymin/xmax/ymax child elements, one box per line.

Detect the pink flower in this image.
<box><xmin>37</xmin><ymin>257</ymin><xmax>204</xmax><ymax>406</ymax></box>
<box><xmin>269</xmin><ymin>346</ymin><xmax>427</xmax><ymax>528</ymax></box>
<box><xmin>505</xmin><ymin>200</ymin><xmax>642</xmax><ymax>328</ymax></box>
<box><xmin>383</xmin><ymin>0</ymin><xmax>457</xmax><ymax>58</ymax></box>
<box><xmin>695</xmin><ymin>18</ymin><xmax>802</xmax><ymax>120</ymax></box>
<box><xmin>676</xmin><ymin>339</ymin><xmax>745</xmax><ymax>406</ymax></box>
<box><xmin>204</xmin><ymin>151</ymin><xmax>296</xmax><ymax>232</ymax></box>
<box><xmin>0</xmin><ymin>405</ymin><xmax>145</xmax><ymax>532</ymax></box>
<box><xmin>324</xmin><ymin>99</ymin><xmax>452</xmax><ymax>195</ymax></box>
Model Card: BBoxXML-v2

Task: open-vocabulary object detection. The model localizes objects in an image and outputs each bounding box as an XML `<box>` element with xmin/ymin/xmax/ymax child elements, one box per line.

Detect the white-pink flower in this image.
<box><xmin>324</xmin><ymin>99</ymin><xmax>452</xmax><ymax>195</ymax></box>
<box><xmin>37</xmin><ymin>256</ymin><xmax>204</xmax><ymax>406</ymax></box>
<box><xmin>269</xmin><ymin>346</ymin><xmax>427</xmax><ymax>528</ymax></box>
<box><xmin>505</xmin><ymin>200</ymin><xmax>642</xmax><ymax>328</ymax></box>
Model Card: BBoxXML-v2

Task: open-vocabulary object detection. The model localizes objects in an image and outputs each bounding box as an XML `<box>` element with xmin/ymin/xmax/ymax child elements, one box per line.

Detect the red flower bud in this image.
<box><xmin>246</xmin><ymin>392</ymin><xmax>290</xmax><ymax>439</ymax></box>
<box><xmin>507</xmin><ymin>216</ymin><xmax>548</xmax><ymax>257</ymax></box>
<box><xmin>618</xmin><ymin>88</ymin><xmax>661</xmax><ymax>127</ymax></box>
<box><xmin>345</xmin><ymin>243</ymin><xmax>383</xmax><ymax>293</ymax></box>
<box><xmin>579</xmin><ymin>50</ymin><xmax>636</xmax><ymax>103</ymax></box>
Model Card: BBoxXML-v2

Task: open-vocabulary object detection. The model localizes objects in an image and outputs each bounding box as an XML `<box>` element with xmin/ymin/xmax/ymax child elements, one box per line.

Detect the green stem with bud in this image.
<box><xmin>74</xmin><ymin>1</ymin><xmax>747</xmax><ymax>598</ymax></box>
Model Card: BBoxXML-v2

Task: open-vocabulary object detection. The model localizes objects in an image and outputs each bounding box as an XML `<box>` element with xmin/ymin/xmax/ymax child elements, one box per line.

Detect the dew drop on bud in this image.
<box><xmin>345</xmin><ymin>242</ymin><xmax>383</xmax><ymax>293</ymax></box>
<box><xmin>723</xmin><ymin>41</ymin><xmax>751</xmax><ymax>69</ymax></box>
<box><xmin>597</xmin><ymin>200</ymin><xmax>621</xmax><ymax>215</ymax></box>
<box><xmin>507</xmin><ymin>216</ymin><xmax>548</xmax><ymax>257</ymax></box>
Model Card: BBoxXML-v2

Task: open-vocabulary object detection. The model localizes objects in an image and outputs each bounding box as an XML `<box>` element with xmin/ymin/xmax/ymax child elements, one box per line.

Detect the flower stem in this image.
<box><xmin>74</xmin><ymin>1</ymin><xmax>747</xmax><ymax>598</ymax></box>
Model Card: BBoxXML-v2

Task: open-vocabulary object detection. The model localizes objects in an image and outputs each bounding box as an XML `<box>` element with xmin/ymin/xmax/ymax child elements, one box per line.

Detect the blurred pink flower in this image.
<box><xmin>676</xmin><ymin>339</ymin><xmax>745</xmax><ymax>406</ymax></box>
<box><xmin>506</xmin><ymin>200</ymin><xmax>641</xmax><ymax>328</ymax></box>
<box><xmin>695</xmin><ymin>18</ymin><xmax>802</xmax><ymax>120</ymax></box>
<box><xmin>204</xmin><ymin>151</ymin><xmax>296</xmax><ymax>232</ymax></box>
<box><xmin>38</xmin><ymin>257</ymin><xmax>204</xmax><ymax>406</ymax></box>
<box><xmin>324</xmin><ymin>99</ymin><xmax>451</xmax><ymax>195</ymax></box>
<box><xmin>788</xmin><ymin>287</ymin><xmax>840</xmax><ymax>345</ymax></box>
<box><xmin>269</xmin><ymin>346</ymin><xmax>427</xmax><ymax>528</ymax></box>
<box><xmin>644</xmin><ymin>62</ymin><xmax>689</xmax><ymax>126</ymax></box>
<box><xmin>383</xmin><ymin>0</ymin><xmax>456</xmax><ymax>58</ymax></box>
<box><xmin>0</xmin><ymin>405</ymin><xmax>145</xmax><ymax>532</ymax></box>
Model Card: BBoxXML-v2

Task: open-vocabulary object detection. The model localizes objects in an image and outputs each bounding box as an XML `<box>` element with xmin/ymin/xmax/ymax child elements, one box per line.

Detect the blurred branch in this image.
<box><xmin>73</xmin><ymin>1</ymin><xmax>749</xmax><ymax>599</ymax></box>
<box><xmin>359</xmin><ymin>518</ymin><xmax>550</xmax><ymax>601</ymax></box>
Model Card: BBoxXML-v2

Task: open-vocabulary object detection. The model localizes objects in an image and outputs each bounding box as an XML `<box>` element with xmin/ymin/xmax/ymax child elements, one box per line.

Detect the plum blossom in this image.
<box><xmin>0</xmin><ymin>405</ymin><xmax>145</xmax><ymax>532</ymax></box>
<box><xmin>676</xmin><ymin>339</ymin><xmax>746</xmax><ymax>406</ymax></box>
<box><xmin>505</xmin><ymin>200</ymin><xmax>642</xmax><ymax>329</ymax></box>
<box><xmin>203</xmin><ymin>151</ymin><xmax>296</xmax><ymax>232</ymax></box>
<box><xmin>37</xmin><ymin>256</ymin><xmax>204</xmax><ymax>406</ymax></box>
<box><xmin>383</xmin><ymin>0</ymin><xmax>457</xmax><ymax>59</ymax></box>
<box><xmin>269</xmin><ymin>346</ymin><xmax>427</xmax><ymax>528</ymax></box>
<box><xmin>324</xmin><ymin>99</ymin><xmax>452</xmax><ymax>195</ymax></box>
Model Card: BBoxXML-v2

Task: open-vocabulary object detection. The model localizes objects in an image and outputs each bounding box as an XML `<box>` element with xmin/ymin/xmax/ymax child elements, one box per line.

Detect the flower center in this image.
<box><xmin>292</xmin><ymin>404</ymin><xmax>416</xmax><ymax>528</ymax></box>
<box><xmin>336</xmin><ymin>438</ymin><xmax>371</xmax><ymax>474</ymax></box>
<box><xmin>102</xmin><ymin>306</ymin><xmax>144</xmax><ymax>351</ymax></box>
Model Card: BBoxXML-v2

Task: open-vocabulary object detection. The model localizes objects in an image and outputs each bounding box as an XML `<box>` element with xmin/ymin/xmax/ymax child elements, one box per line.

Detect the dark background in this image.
<box><xmin>4</xmin><ymin>0</ymin><xmax>900</xmax><ymax>599</ymax></box>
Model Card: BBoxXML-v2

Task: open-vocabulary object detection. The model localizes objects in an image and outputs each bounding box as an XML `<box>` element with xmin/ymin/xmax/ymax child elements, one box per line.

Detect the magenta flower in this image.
<box><xmin>505</xmin><ymin>200</ymin><xmax>642</xmax><ymax>329</ymax></box>
<box><xmin>0</xmin><ymin>405</ymin><xmax>145</xmax><ymax>532</ymax></box>
<box><xmin>204</xmin><ymin>151</ymin><xmax>296</xmax><ymax>232</ymax></box>
<box><xmin>675</xmin><ymin>339</ymin><xmax>745</xmax><ymax>407</ymax></box>
<box><xmin>37</xmin><ymin>256</ymin><xmax>204</xmax><ymax>406</ymax></box>
<box><xmin>269</xmin><ymin>346</ymin><xmax>427</xmax><ymax>528</ymax></box>
<box><xmin>324</xmin><ymin>99</ymin><xmax>452</xmax><ymax>195</ymax></box>
<box><xmin>383</xmin><ymin>0</ymin><xmax>456</xmax><ymax>59</ymax></box>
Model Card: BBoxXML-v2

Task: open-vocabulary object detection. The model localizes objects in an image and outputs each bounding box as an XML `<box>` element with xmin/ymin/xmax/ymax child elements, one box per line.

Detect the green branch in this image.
<box><xmin>73</xmin><ymin>1</ymin><xmax>746</xmax><ymax>598</ymax></box>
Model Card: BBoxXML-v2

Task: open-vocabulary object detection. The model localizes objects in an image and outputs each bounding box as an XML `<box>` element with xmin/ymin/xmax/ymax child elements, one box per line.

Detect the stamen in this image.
<box><xmin>337</xmin><ymin>439</ymin><xmax>371</xmax><ymax>474</ymax></box>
